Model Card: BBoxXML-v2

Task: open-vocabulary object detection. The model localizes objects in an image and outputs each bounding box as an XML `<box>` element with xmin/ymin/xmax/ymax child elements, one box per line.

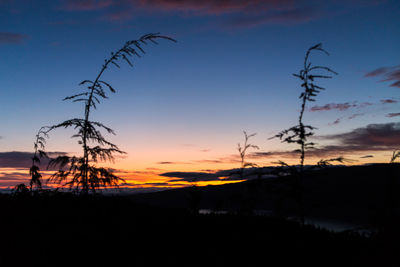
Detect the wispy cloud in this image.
<box><xmin>365</xmin><ymin>65</ymin><xmax>400</xmax><ymax>88</ymax></box>
<box><xmin>0</xmin><ymin>151</ymin><xmax>68</xmax><ymax>169</ymax></box>
<box><xmin>360</xmin><ymin>155</ymin><xmax>374</xmax><ymax>158</ymax></box>
<box><xmin>381</xmin><ymin>99</ymin><xmax>398</xmax><ymax>104</ymax></box>
<box><xmin>255</xmin><ymin>122</ymin><xmax>400</xmax><ymax>159</ymax></box>
<box><xmin>156</xmin><ymin>161</ymin><xmax>191</xmax><ymax>165</ymax></box>
<box><xmin>132</xmin><ymin>0</ymin><xmax>294</xmax><ymax>15</ymax></box>
<box><xmin>160</xmin><ymin>171</ymin><xmax>220</xmax><ymax>182</ymax></box>
<box><xmin>156</xmin><ymin>155</ymin><xmax>240</xmax><ymax>165</ymax></box>
<box><xmin>61</xmin><ymin>0</ymin><xmax>113</xmax><ymax>11</ymax></box>
<box><xmin>329</xmin><ymin>113</ymin><xmax>365</xmax><ymax>126</ymax></box>
<box><xmin>348</xmin><ymin>113</ymin><xmax>364</xmax><ymax>120</ymax></box>
<box><xmin>329</xmin><ymin>118</ymin><xmax>341</xmax><ymax>125</ymax></box>
<box><xmin>313</xmin><ymin>99</ymin><xmax>397</xmax><ymax>126</ymax></box>
<box><xmin>386</xmin><ymin>113</ymin><xmax>400</xmax><ymax>118</ymax></box>
<box><xmin>310</xmin><ymin>101</ymin><xmax>372</xmax><ymax>112</ymax></box>
<box><xmin>320</xmin><ymin>122</ymin><xmax>400</xmax><ymax>148</ymax></box>
<box><xmin>227</xmin><ymin>7</ymin><xmax>319</xmax><ymax>28</ymax></box>
<box><xmin>159</xmin><ymin>167</ymin><xmax>275</xmax><ymax>182</ymax></box>
<box><xmin>60</xmin><ymin>0</ymin><xmax>383</xmax><ymax>28</ymax></box>
<box><xmin>0</xmin><ymin>32</ymin><xmax>26</xmax><ymax>44</ymax></box>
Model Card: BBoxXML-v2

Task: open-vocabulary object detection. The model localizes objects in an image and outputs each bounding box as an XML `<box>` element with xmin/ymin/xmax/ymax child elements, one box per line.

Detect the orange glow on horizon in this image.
<box><xmin>0</xmin><ymin>149</ymin><xmax>394</xmax><ymax>190</ymax></box>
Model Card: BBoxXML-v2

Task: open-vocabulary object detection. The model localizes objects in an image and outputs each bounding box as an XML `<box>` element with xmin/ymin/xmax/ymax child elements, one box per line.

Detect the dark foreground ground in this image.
<box><xmin>0</xmin><ymin>192</ymin><xmax>398</xmax><ymax>267</ymax></box>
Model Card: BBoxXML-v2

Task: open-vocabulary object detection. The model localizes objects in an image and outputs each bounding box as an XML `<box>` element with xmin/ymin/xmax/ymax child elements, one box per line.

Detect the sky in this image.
<box><xmin>1</xmin><ymin>0</ymin><xmax>400</xmax><ymax>191</ymax></box>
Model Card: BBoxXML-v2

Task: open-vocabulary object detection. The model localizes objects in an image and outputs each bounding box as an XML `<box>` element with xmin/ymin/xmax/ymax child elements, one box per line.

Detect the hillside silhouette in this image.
<box><xmin>128</xmin><ymin>163</ymin><xmax>400</xmax><ymax>228</ymax></box>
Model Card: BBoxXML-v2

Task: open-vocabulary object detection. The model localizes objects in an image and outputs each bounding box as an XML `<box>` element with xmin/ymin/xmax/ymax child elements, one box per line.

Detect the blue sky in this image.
<box><xmin>1</xmin><ymin>0</ymin><xmax>400</xmax><ymax>188</ymax></box>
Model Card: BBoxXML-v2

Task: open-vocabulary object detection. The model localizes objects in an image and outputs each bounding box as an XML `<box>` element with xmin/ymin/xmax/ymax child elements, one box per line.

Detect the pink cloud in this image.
<box><xmin>365</xmin><ymin>67</ymin><xmax>389</xmax><ymax>77</ymax></box>
<box><xmin>60</xmin><ymin>0</ymin><xmax>386</xmax><ymax>29</ymax></box>
<box><xmin>365</xmin><ymin>65</ymin><xmax>400</xmax><ymax>88</ymax></box>
<box><xmin>310</xmin><ymin>102</ymin><xmax>357</xmax><ymax>112</ymax></box>
<box><xmin>228</xmin><ymin>7</ymin><xmax>318</xmax><ymax>28</ymax></box>
<box><xmin>133</xmin><ymin>0</ymin><xmax>294</xmax><ymax>15</ymax></box>
<box><xmin>62</xmin><ymin>0</ymin><xmax>113</xmax><ymax>11</ymax></box>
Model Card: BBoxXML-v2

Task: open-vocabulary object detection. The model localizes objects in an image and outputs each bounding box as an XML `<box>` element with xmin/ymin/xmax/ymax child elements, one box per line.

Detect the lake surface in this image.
<box><xmin>199</xmin><ymin>209</ymin><xmax>372</xmax><ymax>233</ymax></box>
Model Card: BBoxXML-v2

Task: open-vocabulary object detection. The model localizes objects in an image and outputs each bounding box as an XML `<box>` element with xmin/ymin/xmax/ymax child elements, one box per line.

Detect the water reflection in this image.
<box><xmin>199</xmin><ymin>209</ymin><xmax>371</xmax><ymax>233</ymax></box>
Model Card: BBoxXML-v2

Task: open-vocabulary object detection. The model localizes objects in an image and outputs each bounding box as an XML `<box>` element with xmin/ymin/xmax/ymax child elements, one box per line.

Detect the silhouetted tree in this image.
<box><xmin>390</xmin><ymin>150</ymin><xmax>400</xmax><ymax>163</ymax></box>
<box><xmin>49</xmin><ymin>33</ymin><xmax>176</xmax><ymax>194</ymax></box>
<box><xmin>317</xmin><ymin>156</ymin><xmax>354</xmax><ymax>168</ymax></box>
<box><xmin>236</xmin><ymin>131</ymin><xmax>260</xmax><ymax>215</ymax></box>
<box><xmin>12</xmin><ymin>183</ymin><xmax>29</xmax><ymax>196</ymax></box>
<box><xmin>382</xmin><ymin>150</ymin><xmax>400</xmax><ymax>231</ymax></box>
<box><xmin>271</xmin><ymin>43</ymin><xmax>337</xmax><ymax>223</ymax></box>
<box><xmin>29</xmin><ymin>126</ymin><xmax>49</xmax><ymax>192</ymax></box>
<box><xmin>237</xmin><ymin>131</ymin><xmax>259</xmax><ymax>180</ymax></box>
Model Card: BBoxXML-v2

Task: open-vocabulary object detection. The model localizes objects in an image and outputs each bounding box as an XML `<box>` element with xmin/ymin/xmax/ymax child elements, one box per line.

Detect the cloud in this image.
<box><xmin>156</xmin><ymin>155</ymin><xmax>240</xmax><ymax>166</ymax></box>
<box><xmin>0</xmin><ymin>171</ymin><xmax>32</xmax><ymax>188</ymax></box>
<box><xmin>381</xmin><ymin>99</ymin><xmax>398</xmax><ymax>104</ymax></box>
<box><xmin>61</xmin><ymin>0</ymin><xmax>113</xmax><ymax>11</ymax></box>
<box><xmin>310</xmin><ymin>102</ymin><xmax>364</xmax><ymax>112</ymax></box>
<box><xmin>365</xmin><ymin>67</ymin><xmax>389</xmax><ymax>77</ymax></box>
<box><xmin>360</xmin><ymin>155</ymin><xmax>374</xmax><ymax>158</ymax></box>
<box><xmin>386</xmin><ymin>113</ymin><xmax>400</xmax><ymax>118</ymax></box>
<box><xmin>329</xmin><ymin>113</ymin><xmax>365</xmax><ymax>126</ymax></box>
<box><xmin>227</xmin><ymin>7</ymin><xmax>319</xmax><ymax>28</ymax></box>
<box><xmin>329</xmin><ymin>118</ymin><xmax>341</xmax><ymax>125</ymax></box>
<box><xmin>365</xmin><ymin>65</ymin><xmax>400</xmax><ymax>88</ymax></box>
<box><xmin>159</xmin><ymin>167</ymin><xmax>276</xmax><ymax>182</ymax></box>
<box><xmin>0</xmin><ymin>32</ymin><xmax>26</xmax><ymax>44</ymax></box>
<box><xmin>59</xmin><ymin>0</ymin><xmax>385</xmax><ymax>30</ymax></box>
<box><xmin>61</xmin><ymin>0</ymin><xmax>293</xmax><ymax>15</ymax></box>
<box><xmin>323</xmin><ymin>122</ymin><xmax>400</xmax><ymax>148</ymax></box>
<box><xmin>253</xmin><ymin>122</ymin><xmax>400</xmax><ymax>159</ymax></box>
<box><xmin>156</xmin><ymin>161</ymin><xmax>190</xmax><ymax>165</ymax></box>
<box><xmin>133</xmin><ymin>0</ymin><xmax>294</xmax><ymax>15</ymax></box>
<box><xmin>348</xmin><ymin>113</ymin><xmax>364</xmax><ymax>120</ymax></box>
<box><xmin>311</xmin><ymin>100</ymin><xmax>394</xmax><ymax>120</ymax></box>
<box><xmin>194</xmin><ymin>155</ymin><xmax>240</xmax><ymax>164</ymax></box>
<box><xmin>0</xmin><ymin>172</ymin><xmax>29</xmax><ymax>181</ymax></box>
<box><xmin>160</xmin><ymin>171</ymin><xmax>220</xmax><ymax>182</ymax></box>
<box><xmin>0</xmin><ymin>151</ymin><xmax>68</xmax><ymax>169</ymax></box>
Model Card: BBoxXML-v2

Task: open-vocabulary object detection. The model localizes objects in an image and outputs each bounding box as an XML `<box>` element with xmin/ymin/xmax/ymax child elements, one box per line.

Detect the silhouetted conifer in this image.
<box><xmin>48</xmin><ymin>33</ymin><xmax>176</xmax><ymax>194</ymax></box>
<box><xmin>271</xmin><ymin>44</ymin><xmax>337</xmax><ymax>223</ymax></box>
<box><xmin>29</xmin><ymin>126</ymin><xmax>49</xmax><ymax>192</ymax></box>
<box><xmin>237</xmin><ymin>131</ymin><xmax>259</xmax><ymax>180</ymax></box>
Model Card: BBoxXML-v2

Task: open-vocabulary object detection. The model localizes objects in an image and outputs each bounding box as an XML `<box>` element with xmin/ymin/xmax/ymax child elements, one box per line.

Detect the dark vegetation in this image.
<box><xmin>47</xmin><ymin>33</ymin><xmax>176</xmax><ymax>194</ymax></box>
<box><xmin>1</xmin><ymin>42</ymin><xmax>399</xmax><ymax>266</ymax></box>
<box><xmin>271</xmin><ymin>43</ymin><xmax>337</xmax><ymax>224</ymax></box>
<box><xmin>0</xmin><ymin>190</ymin><xmax>395</xmax><ymax>266</ymax></box>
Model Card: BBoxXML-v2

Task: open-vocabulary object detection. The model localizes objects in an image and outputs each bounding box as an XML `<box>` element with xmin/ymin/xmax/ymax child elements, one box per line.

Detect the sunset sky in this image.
<box><xmin>1</xmin><ymin>0</ymin><xmax>400</xmax><ymax>191</ymax></box>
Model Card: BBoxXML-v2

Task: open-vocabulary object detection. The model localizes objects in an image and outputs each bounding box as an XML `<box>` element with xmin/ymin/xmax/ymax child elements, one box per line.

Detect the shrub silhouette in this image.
<box><xmin>48</xmin><ymin>33</ymin><xmax>176</xmax><ymax>194</ymax></box>
<box><xmin>271</xmin><ymin>43</ymin><xmax>337</xmax><ymax>223</ymax></box>
<box><xmin>317</xmin><ymin>156</ymin><xmax>353</xmax><ymax>168</ymax></box>
<box><xmin>12</xmin><ymin>183</ymin><xmax>29</xmax><ymax>196</ymax></box>
<box><xmin>29</xmin><ymin>126</ymin><xmax>50</xmax><ymax>192</ymax></box>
